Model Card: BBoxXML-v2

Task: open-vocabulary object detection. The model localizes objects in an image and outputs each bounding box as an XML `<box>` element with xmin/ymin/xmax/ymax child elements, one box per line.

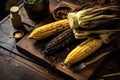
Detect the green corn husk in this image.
<box><xmin>26</xmin><ymin>0</ymin><xmax>42</xmax><ymax>4</ymax></box>
<box><xmin>68</xmin><ymin>6</ymin><xmax>120</xmax><ymax>29</ymax></box>
<box><xmin>79</xmin><ymin>18</ymin><xmax>120</xmax><ymax>29</ymax></box>
<box><xmin>68</xmin><ymin>5</ymin><xmax>120</xmax><ymax>43</ymax></box>
<box><xmin>102</xmin><ymin>72</ymin><xmax>120</xmax><ymax>78</ymax></box>
<box><xmin>73</xmin><ymin>29</ymin><xmax>120</xmax><ymax>40</ymax></box>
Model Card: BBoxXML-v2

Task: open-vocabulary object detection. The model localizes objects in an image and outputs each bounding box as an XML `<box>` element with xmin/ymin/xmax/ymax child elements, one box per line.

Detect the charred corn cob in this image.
<box><xmin>64</xmin><ymin>38</ymin><xmax>103</xmax><ymax>66</ymax></box>
<box><xmin>28</xmin><ymin>19</ymin><xmax>69</xmax><ymax>40</ymax></box>
<box><xmin>44</xmin><ymin>28</ymin><xmax>75</xmax><ymax>56</ymax></box>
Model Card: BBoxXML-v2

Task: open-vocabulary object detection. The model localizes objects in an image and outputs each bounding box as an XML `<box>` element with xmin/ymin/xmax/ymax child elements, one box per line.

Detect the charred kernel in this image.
<box><xmin>44</xmin><ymin>29</ymin><xmax>75</xmax><ymax>56</ymax></box>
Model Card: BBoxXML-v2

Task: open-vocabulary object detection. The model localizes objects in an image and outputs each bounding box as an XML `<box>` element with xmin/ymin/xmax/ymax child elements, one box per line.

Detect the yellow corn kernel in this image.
<box><xmin>64</xmin><ymin>38</ymin><xmax>103</xmax><ymax>66</ymax></box>
<box><xmin>28</xmin><ymin>19</ymin><xmax>69</xmax><ymax>40</ymax></box>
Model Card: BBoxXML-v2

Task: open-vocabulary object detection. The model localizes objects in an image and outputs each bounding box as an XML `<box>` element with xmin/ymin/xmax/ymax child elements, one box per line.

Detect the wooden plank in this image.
<box><xmin>16</xmin><ymin>34</ymin><xmax>53</xmax><ymax>67</ymax></box>
<box><xmin>16</xmin><ymin>33</ymin><xmax>106</xmax><ymax>80</ymax></box>
<box><xmin>0</xmin><ymin>51</ymin><xmax>60</xmax><ymax>80</ymax></box>
<box><xmin>56</xmin><ymin>58</ymin><xmax>104</xmax><ymax>80</ymax></box>
<box><xmin>16</xmin><ymin>1</ymin><xmax>107</xmax><ymax>80</ymax></box>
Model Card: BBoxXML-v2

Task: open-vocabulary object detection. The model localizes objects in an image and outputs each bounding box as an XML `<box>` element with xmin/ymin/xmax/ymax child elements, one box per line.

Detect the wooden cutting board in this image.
<box><xmin>16</xmin><ymin>33</ymin><xmax>106</xmax><ymax>80</ymax></box>
<box><xmin>16</xmin><ymin>1</ymin><xmax>106</xmax><ymax>80</ymax></box>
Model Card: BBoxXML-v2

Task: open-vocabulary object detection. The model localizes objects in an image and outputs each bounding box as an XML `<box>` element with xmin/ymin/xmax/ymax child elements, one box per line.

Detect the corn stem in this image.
<box><xmin>102</xmin><ymin>72</ymin><xmax>120</xmax><ymax>78</ymax></box>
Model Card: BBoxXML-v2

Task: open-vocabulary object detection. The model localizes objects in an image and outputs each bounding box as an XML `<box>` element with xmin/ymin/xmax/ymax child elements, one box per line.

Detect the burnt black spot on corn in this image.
<box><xmin>44</xmin><ymin>28</ymin><xmax>75</xmax><ymax>56</ymax></box>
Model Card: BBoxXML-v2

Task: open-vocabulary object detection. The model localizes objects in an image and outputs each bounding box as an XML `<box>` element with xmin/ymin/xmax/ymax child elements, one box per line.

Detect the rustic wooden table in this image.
<box><xmin>0</xmin><ymin>0</ymin><xmax>86</xmax><ymax>80</ymax></box>
<box><xmin>0</xmin><ymin>0</ymin><xmax>120</xmax><ymax>80</ymax></box>
<box><xmin>0</xmin><ymin>0</ymin><xmax>74</xmax><ymax>80</ymax></box>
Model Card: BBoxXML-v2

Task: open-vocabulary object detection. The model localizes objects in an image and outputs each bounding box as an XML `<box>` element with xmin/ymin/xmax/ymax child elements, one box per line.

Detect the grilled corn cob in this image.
<box><xmin>64</xmin><ymin>38</ymin><xmax>103</xmax><ymax>66</ymax></box>
<box><xmin>28</xmin><ymin>19</ymin><xmax>69</xmax><ymax>40</ymax></box>
<box><xmin>44</xmin><ymin>28</ymin><xmax>75</xmax><ymax>56</ymax></box>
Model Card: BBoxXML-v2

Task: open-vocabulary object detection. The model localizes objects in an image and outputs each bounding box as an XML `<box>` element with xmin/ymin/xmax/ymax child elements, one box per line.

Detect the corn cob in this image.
<box><xmin>44</xmin><ymin>28</ymin><xmax>75</xmax><ymax>56</ymax></box>
<box><xmin>64</xmin><ymin>38</ymin><xmax>103</xmax><ymax>66</ymax></box>
<box><xmin>28</xmin><ymin>19</ymin><xmax>69</xmax><ymax>40</ymax></box>
<box><xmin>68</xmin><ymin>6</ymin><xmax>117</xmax><ymax>29</ymax></box>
